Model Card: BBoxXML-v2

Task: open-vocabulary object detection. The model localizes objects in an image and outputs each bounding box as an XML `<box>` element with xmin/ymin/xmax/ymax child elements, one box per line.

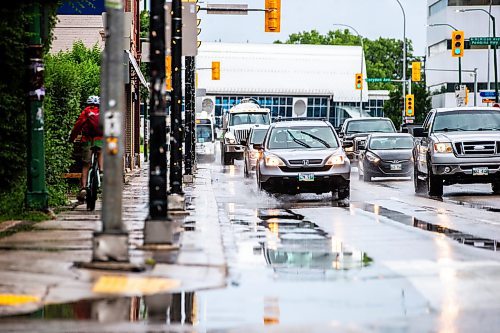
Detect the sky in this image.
<box><xmin>197</xmin><ymin>0</ymin><xmax>428</xmax><ymax>55</ymax></box>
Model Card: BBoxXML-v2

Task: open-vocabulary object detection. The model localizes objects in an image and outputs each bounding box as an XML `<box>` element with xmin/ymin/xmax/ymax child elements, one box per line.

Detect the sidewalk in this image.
<box><xmin>0</xmin><ymin>164</ymin><xmax>226</xmax><ymax>317</ymax></box>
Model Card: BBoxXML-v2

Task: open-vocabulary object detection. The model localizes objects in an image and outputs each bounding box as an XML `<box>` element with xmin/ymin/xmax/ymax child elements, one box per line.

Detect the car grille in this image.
<box><xmin>288</xmin><ymin>159</ymin><xmax>323</xmax><ymax>165</ymax></box>
<box><xmin>454</xmin><ymin>141</ymin><xmax>497</xmax><ymax>156</ymax></box>
<box><xmin>279</xmin><ymin>166</ymin><xmax>332</xmax><ymax>172</ymax></box>
<box><xmin>233</xmin><ymin>129</ymin><xmax>250</xmax><ymax>144</ymax></box>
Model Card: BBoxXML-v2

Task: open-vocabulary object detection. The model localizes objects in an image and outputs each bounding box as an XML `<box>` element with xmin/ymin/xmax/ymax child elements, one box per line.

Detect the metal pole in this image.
<box><xmin>395</xmin><ymin>0</ymin><xmax>406</xmax><ymax>124</ymax></box>
<box><xmin>492</xmin><ymin>16</ymin><xmax>499</xmax><ymax>103</ymax></box>
<box><xmin>26</xmin><ymin>3</ymin><xmax>48</xmax><ymax>211</ymax></box>
<box><xmin>458</xmin><ymin>58</ymin><xmax>462</xmax><ymax>86</ymax></box>
<box><xmin>94</xmin><ymin>0</ymin><xmax>129</xmax><ymax>262</ymax></box>
<box><xmin>144</xmin><ymin>0</ymin><xmax>173</xmax><ymax>245</ymax></box>
<box><xmin>170</xmin><ymin>0</ymin><xmax>183</xmax><ymax>194</ymax></box>
<box><xmin>190</xmin><ymin>58</ymin><xmax>197</xmax><ymax>173</ymax></box>
<box><xmin>184</xmin><ymin>56</ymin><xmax>194</xmax><ymax>177</ymax></box>
<box><xmin>143</xmin><ymin>99</ymin><xmax>148</xmax><ymax>162</ymax></box>
<box><xmin>474</xmin><ymin>68</ymin><xmax>478</xmax><ymax>106</ymax></box>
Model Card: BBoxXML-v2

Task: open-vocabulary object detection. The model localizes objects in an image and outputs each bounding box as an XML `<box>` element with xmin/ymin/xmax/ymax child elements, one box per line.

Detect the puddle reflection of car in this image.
<box><xmin>358</xmin><ymin>133</ymin><xmax>414</xmax><ymax>181</ymax></box>
<box><xmin>241</xmin><ymin>125</ymin><xmax>269</xmax><ymax>177</ymax></box>
<box><xmin>255</xmin><ymin>120</ymin><xmax>350</xmax><ymax>200</ymax></box>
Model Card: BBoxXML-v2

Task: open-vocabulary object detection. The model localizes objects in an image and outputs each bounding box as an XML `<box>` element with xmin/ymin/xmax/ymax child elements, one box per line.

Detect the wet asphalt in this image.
<box><xmin>2</xmin><ymin>149</ymin><xmax>500</xmax><ymax>332</ymax></box>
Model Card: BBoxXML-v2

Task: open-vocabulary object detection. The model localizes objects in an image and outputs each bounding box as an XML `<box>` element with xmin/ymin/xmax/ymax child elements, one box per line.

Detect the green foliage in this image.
<box><xmin>44</xmin><ymin>41</ymin><xmax>101</xmax><ymax>205</ymax></box>
<box><xmin>140</xmin><ymin>10</ymin><xmax>150</xmax><ymax>39</ymax></box>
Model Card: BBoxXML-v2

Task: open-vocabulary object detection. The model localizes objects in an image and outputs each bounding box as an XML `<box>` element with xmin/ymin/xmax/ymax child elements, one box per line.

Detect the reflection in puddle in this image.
<box><xmin>2</xmin><ymin>292</ymin><xmax>197</xmax><ymax>325</ymax></box>
<box><xmin>258</xmin><ymin>213</ymin><xmax>372</xmax><ymax>279</ymax></box>
<box><xmin>353</xmin><ymin>202</ymin><xmax>500</xmax><ymax>251</ymax></box>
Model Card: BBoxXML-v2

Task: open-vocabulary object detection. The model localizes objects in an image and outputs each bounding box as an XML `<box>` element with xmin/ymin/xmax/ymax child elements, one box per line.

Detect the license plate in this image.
<box><xmin>473</xmin><ymin>167</ymin><xmax>489</xmax><ymax>176</ymax></box>
<box><xmin>390</xmin><ymin>164</ymin><xmax>402</xmax><ymax>171</ymax></box>
<box><xmin>298</xmin><ymin>173</ymin><xmax>315</xmax><ymax>182</ymax></box>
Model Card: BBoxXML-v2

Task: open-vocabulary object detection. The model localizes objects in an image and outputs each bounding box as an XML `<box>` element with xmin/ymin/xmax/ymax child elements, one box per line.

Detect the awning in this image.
<box><xmin>126</xmin><ymin>50</ymin><xmax>149</xmax><ymax>89</ymax></box>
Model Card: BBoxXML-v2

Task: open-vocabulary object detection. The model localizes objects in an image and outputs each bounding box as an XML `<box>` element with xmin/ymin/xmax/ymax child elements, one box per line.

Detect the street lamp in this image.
<box><xmin>427</xmin><ymin>23</ymin><xmax>462</xmax><ymax>85</ymax></box>
<box><xmin>457</xmin><ymin>8</ymin><xmax>498</xmax><ymax>103</ymax></box>
<box><xmin>394</xmin><ymin>0</ymin><xmax>407</xmax><ymax>123</ymax></box>
<box><xmin>331</xmin><ymin>24</ymin><xmax>365</xmax><ymax>116</ymax></box>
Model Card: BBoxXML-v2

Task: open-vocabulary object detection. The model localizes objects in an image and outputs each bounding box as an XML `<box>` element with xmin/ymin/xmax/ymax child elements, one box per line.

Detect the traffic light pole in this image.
<box><xmin>492</xmin><ymin>16</ymin><xmax>498</xmax><ymax>103</ymax></box>
<box><xmin>25</xmin><ymin>3</ymin><xmax>48</xmax><ymax>211</ymax></box>
<box><xmin>184</xmin><ymin>56</ymin><xmax>194</xmax><ymax>180</ymax></box>
<box><xmin>170</xmin><ymin>0</ymin><xmax>184</xmax><ymax>197</ymax></box>
<box><xmin>144</xmin><ymin>0</ymin><xmax>173</xmax><ymax>245</ymax></box>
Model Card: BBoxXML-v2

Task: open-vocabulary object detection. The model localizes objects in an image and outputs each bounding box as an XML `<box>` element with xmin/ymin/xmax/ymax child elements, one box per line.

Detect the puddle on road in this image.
<box><xmin>1</xmin><ymin>293</ymin><xmax>198</xmax><ymax>325</ymax></box>
<box><xmin>443</xmin><ymin>198</ymin><xmax>500</xmax><ymax>213</ymax></box>
<box><xmin>352</xmin><ymin>202</ymin><xmax>500</xmax><ymax>251</ymax></box>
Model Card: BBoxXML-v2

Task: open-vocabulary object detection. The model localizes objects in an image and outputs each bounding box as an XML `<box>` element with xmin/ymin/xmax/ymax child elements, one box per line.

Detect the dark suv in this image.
<box><xmin>338</xmin><ymin>117</ymin><xmax>397</xmax><ymax>164</ymax></box>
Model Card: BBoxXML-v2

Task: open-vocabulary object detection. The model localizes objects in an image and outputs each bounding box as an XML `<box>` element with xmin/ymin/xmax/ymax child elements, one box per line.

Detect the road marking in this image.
<box><xmin>0</xmin><ymin>294</ymin><xmax>40</xmax><ymax>306</ymax></box>
<box><xmin>93</xmin><ymin>275</ymin><xmax>180</xmax><ymax>295</ymax></box>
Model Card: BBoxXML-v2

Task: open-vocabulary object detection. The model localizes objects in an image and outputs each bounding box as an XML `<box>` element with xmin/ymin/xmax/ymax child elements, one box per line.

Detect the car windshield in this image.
<box><xmin>268</xmin><ymin>126</ymin><xmax>339</xmax><ymax>150</ymax></box>
<box><xmin>250</xmin><ymin>129</ymin><xmax>267</xmax><ymax>144</ymax></box>
<box><xmin>196</xmin><ymin>125</ymin><xmax>212</xmax><ymax>142</ymax></box>
<box><xmin>230</xmin><ymin>113</ymin><xmax>270</xmax><ymax>126</ymax></box>
<box><xmin>433</xmin><ymin>110</ymin><xmax>500</xmax><ymax>132</ymax></box>
<box><xmin>345</xmin><ymin>120</ymin><xmax>395</xmax><ymax>134</ymax></box>
<box><xmin>369</xmin><ymin>136</ymin><xmax>414</xmax><ymax>150</ymax></box>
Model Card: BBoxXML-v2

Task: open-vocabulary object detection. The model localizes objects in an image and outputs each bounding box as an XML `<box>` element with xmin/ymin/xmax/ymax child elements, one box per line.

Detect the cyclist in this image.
<box><xmin>69</xmin><ymin>95</ymin><xmax>103</xmax><ymax>202</ymax></box>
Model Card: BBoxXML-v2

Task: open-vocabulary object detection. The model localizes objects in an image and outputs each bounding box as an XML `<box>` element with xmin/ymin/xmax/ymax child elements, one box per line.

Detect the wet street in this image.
<box><xmin>2</xmin><ymin>151</ymin><xmax>500</xmax><ymax>332</ymax></box>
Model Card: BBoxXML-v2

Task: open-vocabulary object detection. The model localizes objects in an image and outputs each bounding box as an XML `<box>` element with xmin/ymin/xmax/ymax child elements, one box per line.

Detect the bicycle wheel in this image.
<box><xmin>86</xmin><ymin>166</ymin><xmax>98</xmax><ymax>211</ymax></box>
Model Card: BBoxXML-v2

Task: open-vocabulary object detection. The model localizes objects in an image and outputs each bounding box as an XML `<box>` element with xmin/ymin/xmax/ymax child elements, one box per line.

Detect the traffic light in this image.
<box><xmin>412</xmin><ymin>61</ymin><xmax>421</xmax><ymax>82</ymax></box>
<box><xmin>355</xmin><ymin>73</ymin><xmax>363</xmax><ymax>90</ymax></box>
<box><xmin>405</xmin><ymin>94</ymin><xmax>414</xmax><ymax>117</ymax></box>
<box><xmin>212</xmin><ymin>61</ymin><xmax>220</xmax><ymax>80</ymax></box>
<box><xmin>265</xmin><ymin>0</ymin><xmax>281</xmax><ymax>32</ymax></box>
<box><xmin>165</xmin><ymin>55</ymin><xmax>172</xmax><ymax>91</ymax></box>
<box><xmin>451</xmin><ymin>30</ymin><xmax>464</xmax><ymax>57</ymax></box>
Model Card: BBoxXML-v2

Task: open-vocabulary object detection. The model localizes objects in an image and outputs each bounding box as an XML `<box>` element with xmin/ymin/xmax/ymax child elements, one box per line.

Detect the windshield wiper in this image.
<box><xmin>299</xmin><ymin>131</ymin><xmax>331</xmax><ymax>148</ymax></box>
<box><xmin>476</xmin><ymin>127</ymin><xmax>500</xmax><ymax>131</ymax></box>
<box><xmin>286</xmin><ymin>130</ymin><xmax>311</xmax><ymax>148</ymax></box>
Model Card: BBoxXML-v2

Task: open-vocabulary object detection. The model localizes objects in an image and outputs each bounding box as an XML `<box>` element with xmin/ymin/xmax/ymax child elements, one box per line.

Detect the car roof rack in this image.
<box><xmin>274</xmin><ymin>117</ymin><xmax>328</xmax><ymax>122</ymax></box>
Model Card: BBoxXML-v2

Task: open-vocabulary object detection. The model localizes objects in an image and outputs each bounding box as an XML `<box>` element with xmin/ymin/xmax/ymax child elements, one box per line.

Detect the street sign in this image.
<box><xmin>479</xmin><ymin>90</ymin><xmax>498</xmax><ymax>98</ymax></box>
<box><xmin>482</xmin><ymin>98</ymin><xmax>496</xmax><ymax>103</ymax></box>
<box><xmin>365</xmin><ymin>78</ymin><xmax>391</xmax><ymax>83</ymax></box>
<box><xmin>470</xmin><ymin>37</ymin><xmax>500</xmax><ymax>46</ymax></box>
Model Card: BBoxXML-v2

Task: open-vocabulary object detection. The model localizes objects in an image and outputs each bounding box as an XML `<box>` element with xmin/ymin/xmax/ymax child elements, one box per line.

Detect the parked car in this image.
<box><xmin>338</xmin><ymin>117</ymin><xmax>397</xmax><ymax>165</ymax></box>
<box><xmin>254</xmin><ymin>119</ymin><xmax>350</xmax><ymax>199</ymax></box>
<box><xmin>241</xmin><ymin>124</ymin><xmax>270</xmax><ymax>177</ymax></box>
<box><xmin>358</xmin><ymin>133</ymin><xmax>414</xmax><ymax>181</ymax></box>
<box><xmin>413</xmin><ymin>107</ymin><xmax>500</xmax><ymax>197</ymax></box>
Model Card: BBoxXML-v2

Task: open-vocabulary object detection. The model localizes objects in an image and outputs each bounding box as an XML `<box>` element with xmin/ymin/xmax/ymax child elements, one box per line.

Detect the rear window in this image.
<box><xmin>346</xmin><ymin>120</ymin><xmax>395</xmax><ymax>135</ymax></box>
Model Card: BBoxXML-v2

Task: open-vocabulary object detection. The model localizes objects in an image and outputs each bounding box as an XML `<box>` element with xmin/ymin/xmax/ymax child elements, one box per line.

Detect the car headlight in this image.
<box><xmin>225</xmin><ymin>132</ymin><xmax>236</xmax><ymax>144</ymax></box>
<box><xmin>326</xmin><ymin>155</ymin><xmax>345</xmax><ymax>166</ymax></box>
<box><xmin>434</xmin><ymin>142</ymin><xmax>453</xmax><ymax>154</ymax></box>
<box><xmin>365</xmin><ymin>151</ymin><xmax>380</xmax><ymax>164</ymax></box>
<box><xmin>265</xmin><ymin>154</ymin><xmax>285</xmax><ymax>167</ymax></box>
<box><xmin>344</xmin><ymin>146</ymin><xmax>354</xmax><ymax>152</ymax></box>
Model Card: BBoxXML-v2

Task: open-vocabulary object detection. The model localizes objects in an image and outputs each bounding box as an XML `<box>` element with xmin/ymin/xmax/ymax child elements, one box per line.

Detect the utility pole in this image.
<box><xmin>93</xmin><ymin>0</ymin><xmax>129</xmax><ymax>263</ymax></box>
<box><xmin>170</xmin><ymin>0</ymin><xmax>184</xmax><ymax>197</ymax></box>
<box><xmin>25</xmin><ymin>3</ymin><xmax>48</xmax><ymax>211</ymax></box>
<box><xmin>143</xmin><ymin>99</ymin><xmax>148</xmax><ymax>162</ymax></box>
<box><xmin>184</xmin><ymin>56</ymin><xmax>195</xmax><ymax>182</ymax></box>
<box><xmin>144</xmin><ymin>0</ymin><xmax>173</xmax><ymax>244</ymax></box>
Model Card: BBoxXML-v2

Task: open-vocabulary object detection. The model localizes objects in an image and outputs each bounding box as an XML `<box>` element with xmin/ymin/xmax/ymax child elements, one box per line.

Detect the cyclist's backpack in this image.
<box><xmin>83</xmin><ymin>107</ymin><xmax>103</xmax><ymax>138</ymax></box>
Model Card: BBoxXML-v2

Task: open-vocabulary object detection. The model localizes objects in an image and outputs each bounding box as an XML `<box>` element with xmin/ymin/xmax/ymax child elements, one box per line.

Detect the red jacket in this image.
<box><xmin>69</xmin><ymin>106</ymin><xmax>103</xmax><ymax>143</ymax></box>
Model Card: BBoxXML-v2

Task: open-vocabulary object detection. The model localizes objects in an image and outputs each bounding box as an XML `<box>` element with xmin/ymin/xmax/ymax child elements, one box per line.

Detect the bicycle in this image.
<box><xmin>86</xmin><ymin>146</ymin><xmax>101</xmax><ymax>211</ymax></box>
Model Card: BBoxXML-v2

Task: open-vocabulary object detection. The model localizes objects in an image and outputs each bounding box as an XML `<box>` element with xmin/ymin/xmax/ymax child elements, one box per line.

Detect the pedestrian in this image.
<box><xmin>69</xmin><ymin>95</ymin><xmax>103</xmax><ymax>202</ymax></box>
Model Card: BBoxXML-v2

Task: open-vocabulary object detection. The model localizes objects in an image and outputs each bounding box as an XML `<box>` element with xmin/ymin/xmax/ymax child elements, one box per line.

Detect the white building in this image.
<box><xmin>427</xmin><ymin>0</ymin><xmax>500</xmax><ymax>107</ymax></box>
<box><xmin>196</xmin><ymin>42</ymin><xmax>389</xmax><ymax>128</ymax></box>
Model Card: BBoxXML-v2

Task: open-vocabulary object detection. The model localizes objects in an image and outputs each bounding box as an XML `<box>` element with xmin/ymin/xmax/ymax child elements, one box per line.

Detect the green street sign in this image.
<box><xmin>470</xmin><ymin>37</ymin><xmax>500</xmax><ymax>46</ymax></box>
<box><xmin>365</xmin><ymin>78</ymin><xmax>391</xmax><ymax>83</ymax></box>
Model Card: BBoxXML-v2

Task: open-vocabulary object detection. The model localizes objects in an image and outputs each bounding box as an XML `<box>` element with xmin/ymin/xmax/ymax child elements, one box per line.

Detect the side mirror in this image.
<box><xmin>342</xmin><ymin>141</ymin><xmax>353</xmax><ymax>149</ymax></box>
<box><xmin>338</xmin><ymin>132</ymin><xmax>344</xmax><ymax>139</ymax></box>
<box><xmin>412</xmin><ymin>127</ymin><xmax>427</xmax><ymax>138</ymax></box>
<box><xmin>253</xmin><ymin>143</ymin><xmax>263</xmax><ymax>150</ymax></box>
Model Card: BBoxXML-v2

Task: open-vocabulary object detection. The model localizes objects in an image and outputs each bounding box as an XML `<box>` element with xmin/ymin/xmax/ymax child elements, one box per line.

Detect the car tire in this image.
<box><xmin>222</xmin><ymin>152</ymin><xmax>233</xmax><ymax>166</ymax></box>
<box><xmin>492</xmin><ymin>181</ymin><xmax>500</xmax><ymax>194</ymax></box>
<box><xmin>414</xmin><ymin>166</ymin><xmax>426</xmax><ymax>194</ymax></box>
<box><xmin>337</xmin><ymin>186</ymin><xmax>350</xmax><ymax>200</ymax></box>
<box><xmin>427</xmin><ymin>165</ymin><xmax>443</xmax><ymax>197</ymax></box>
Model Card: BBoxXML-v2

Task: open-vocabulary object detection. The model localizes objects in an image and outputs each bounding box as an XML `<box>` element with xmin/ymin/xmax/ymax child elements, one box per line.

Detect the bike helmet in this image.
<box><xmin>86</xmin><ymin>95</ymin><xmax>100</xmax><ymax>105</ymax></box>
